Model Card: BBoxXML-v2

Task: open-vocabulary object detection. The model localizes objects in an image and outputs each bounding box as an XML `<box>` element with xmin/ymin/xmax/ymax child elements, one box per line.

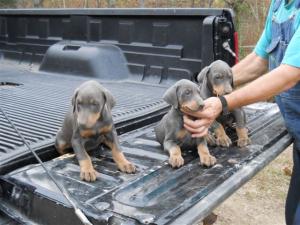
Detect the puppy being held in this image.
<box><xmin>155</xmin><ymin>79</ymin><xmax>216</xmax><ymax>168</ymax></box>
<box><xmin>197</xmin><ymin>60</ymin><xmax>251</xmax><ymax>147</ymax></box>
<box><xmin>55</xmin><ymin>80</ymin><xmax>136</xmax><ymax>182</ymax></box>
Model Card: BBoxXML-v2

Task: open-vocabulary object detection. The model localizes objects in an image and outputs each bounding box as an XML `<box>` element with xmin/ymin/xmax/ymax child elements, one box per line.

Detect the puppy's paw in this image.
<box><xmin>118</xmin><ymin>160</ymin><xmax>136</xmax><ymax>174</ymax></box>
<box><xmin>237</xmin><ymin>136</ymin><xmax>251</xmax><ymax>147</ymax></box>
<box><xmin>169</xmin><ymin>155</ymin><xmax>184</xmax><ymax>168</ymax></box>
<box><xmin>216</xmin><ymin>134</ymin><xmax>232</xmax><ymax>147</ymax></box>
<box><xmin>200</xmin><ymin>154</ymin><xmax>216</xmax><ymax>167</ymax></box>
<box><xmin>80</xmin><ymin>167</ymin><xmax>97</xmax><ymax>182</ymax></box>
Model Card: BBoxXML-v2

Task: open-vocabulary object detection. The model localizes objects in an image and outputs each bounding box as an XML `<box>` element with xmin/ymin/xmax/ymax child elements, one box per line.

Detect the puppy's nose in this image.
<box><xmin>198</xmin><ymin>101</ymin><xmax>204</xmax><ymax>110</ymax></box>
<box><xmin>224</xmin><ymin>85</ymin><xmax>233</xmax><ymax>94</ymax></box>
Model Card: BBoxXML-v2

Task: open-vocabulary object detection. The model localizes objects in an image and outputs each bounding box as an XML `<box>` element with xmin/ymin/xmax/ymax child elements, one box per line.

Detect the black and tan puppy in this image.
<box><xmin>55</xmin><ymin>80</ymin><xmax>136</xmax><ymax>182</ymax></box>
<box><xmin>155</xmin><ymin>79</ymin><xmax>216</xmax><ymax>168</ymax></box>
<box><xmin>197</xmin><ymin>60</ymin><xmax>251</xmax><ymax>147</ymax></box>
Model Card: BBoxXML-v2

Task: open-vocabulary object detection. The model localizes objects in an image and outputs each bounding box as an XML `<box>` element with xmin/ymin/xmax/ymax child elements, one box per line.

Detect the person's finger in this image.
<box><xmin>183</xmin><ymin>117</ymin><xmax>211</xmax><ymax>129</ymax></box>
<box><xmin>191</xmin><ymin>128</ymin><xmax>208</xmax><ymax>138</ymax></box>
<box><xmin>183</xmin><ymin>123</ymin><xmax>207</xmax><ymax>134</ymax></box>
<box><xmin>183</xmin><ymin>97</ymin><xmax>222</xmax><ymax>120</ymax></box>
<box><xmin>182</xmin><ymin>107</ymin><xmax>210</xmax><ymax>118</ymax></box>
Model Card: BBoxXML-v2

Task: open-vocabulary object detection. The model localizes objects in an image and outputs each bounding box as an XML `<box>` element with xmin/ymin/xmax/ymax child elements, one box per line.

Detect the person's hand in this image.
<box><xmin>182</xmin><ymin>97</ymin><xmax>223</xmax><ymax>138</ymax></box>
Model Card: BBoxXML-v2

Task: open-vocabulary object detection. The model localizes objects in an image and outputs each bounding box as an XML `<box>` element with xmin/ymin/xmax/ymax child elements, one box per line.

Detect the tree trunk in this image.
<box><xmin>139</xmin><ymin>0</ymin><xmax>144</xmax><ymax>7</ymax></box>
<box><xmin>33</xmin><ymin>0</ymin><xmax>44</xmax><ymax>7</ymax></box>
<box><xmin>208</xmin><ymin>0</ymin><xmax>214</xmax><ymax>7</ymax></box>
<box><xmin>191</xmin><ymin>0</ymin><xmax>195</xmax><ymax>7</ymax></box>
<box><xmin>84</xmin><ymin>0</ymin><xmax>88</xmax><ymax>8</ymax></box>
<box><xmin>96</xmin><ymin>0</ymin><xmax>100</xmax><ymax>7</ymax></box>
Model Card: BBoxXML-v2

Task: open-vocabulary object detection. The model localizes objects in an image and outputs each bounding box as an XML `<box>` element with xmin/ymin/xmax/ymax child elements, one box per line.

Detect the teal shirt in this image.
<box><xmin>254</xmin><ymin>0</ymin><xmax>300</xmax><ymax>68</ymax></box>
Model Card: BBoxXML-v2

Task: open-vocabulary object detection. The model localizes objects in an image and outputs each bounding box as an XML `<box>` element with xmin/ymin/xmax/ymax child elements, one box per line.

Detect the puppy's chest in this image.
<box><xmin>175</xmin><ymin>128</ymin><xmax>193</xmax><ymax>144</ymax></box>
<box><xmin>79</xmin><ymin>125</ymin><xmax>112</xmax><ymax>147</ymax></box>
<box><xmin>79</xmin><ymin>124</ymin><xmax>113</xmax><ymax>139</ymax></box>
<box><xmin>80</xmin><ymin>124</ymin><xmax>113</xmax><ymax>150</ymax></box>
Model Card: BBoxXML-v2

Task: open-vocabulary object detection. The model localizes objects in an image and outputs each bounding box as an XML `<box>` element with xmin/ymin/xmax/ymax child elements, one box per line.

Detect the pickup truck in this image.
<box><xmin>0</xmin><ymin>8</ymin><xmax>292</xmax><ymax>225</ymax></box>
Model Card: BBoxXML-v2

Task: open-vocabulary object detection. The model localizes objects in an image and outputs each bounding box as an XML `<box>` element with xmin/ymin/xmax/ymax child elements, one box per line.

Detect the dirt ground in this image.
<box><xmin>199</xmin><ymin>145</ymin><xmax>293</xmax><ymax>225</ymax></box>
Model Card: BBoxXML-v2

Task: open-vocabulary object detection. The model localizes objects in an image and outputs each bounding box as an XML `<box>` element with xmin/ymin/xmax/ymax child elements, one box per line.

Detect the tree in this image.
<box><xmin>33</xmin><ymin>0</ymin><xmax>44</xmax><ymax>7</ymax></box>
<box><xmin>199</xmin><ymin>0</ymin><xmax>215</xmax><ymax>8</ymax></box>
<box><xmin>223</xmin><ymin>0</ymin><xmax>246</xmax><ymax>13</ymax></box>
<box><xmin>0</xmin><ymin>0</ymin><xmax>17</xmax><ymax>8</ymax></box>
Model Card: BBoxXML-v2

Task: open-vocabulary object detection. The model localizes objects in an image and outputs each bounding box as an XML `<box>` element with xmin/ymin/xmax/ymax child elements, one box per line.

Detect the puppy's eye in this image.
<box><xmin>185</xmin><ymin>89</ymin><xmax>191</xmax><ymax>95</ymax></box>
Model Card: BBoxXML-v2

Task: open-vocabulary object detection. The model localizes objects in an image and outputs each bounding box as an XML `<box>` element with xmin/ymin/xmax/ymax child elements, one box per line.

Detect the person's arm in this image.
<box><xmin>232</xmin><ymin>0</ymin><xmax>273</xmax><ymax>87</ymax></box>
<box><xmin>227</xmin><ymin>64</ymin><xmax>300</xmax><ymax>110</ymax></box>
<box><xmin>183</xmin><ymin>64</ymin><xmax>300</xmax><ymax>137</ymax></box>
<box><xmin>233</xmin><ymin>52</ymin><xmax>268</xmax><ymax>86</ymax></box>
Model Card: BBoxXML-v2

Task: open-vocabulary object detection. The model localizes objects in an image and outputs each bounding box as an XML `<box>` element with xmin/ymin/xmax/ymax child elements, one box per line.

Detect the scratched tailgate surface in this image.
<box><xmin>0</xmin><ymin>102</ymin><xmax>292</xmax><ymax>225</ymax></box>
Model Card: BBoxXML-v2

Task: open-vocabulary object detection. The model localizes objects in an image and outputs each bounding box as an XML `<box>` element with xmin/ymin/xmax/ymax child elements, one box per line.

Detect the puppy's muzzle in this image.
<box><xmin>181</xmin><ymin>99</ymin><xmax>204</xmax><ymax>112</ymax></box>
<box><xmin>224</xmin><ymin>85</ymin><xmax>233</xmax><ymax>94</ymax></box>
<box><xmin>77</xmin><ymin>112</ymin><xmax>100</xmax><ymax>128</ymax></box>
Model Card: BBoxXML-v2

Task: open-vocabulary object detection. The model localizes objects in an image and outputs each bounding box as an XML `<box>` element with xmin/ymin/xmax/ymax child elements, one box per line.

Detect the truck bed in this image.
<box><xmin>0</xmin><ymin>64</ymin><xmax>292</xmax><ymax>224</ymax></box>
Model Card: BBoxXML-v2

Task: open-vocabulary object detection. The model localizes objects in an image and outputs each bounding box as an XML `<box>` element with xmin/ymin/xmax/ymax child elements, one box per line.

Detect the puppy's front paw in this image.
<box><xmin>79</xmin><ymin>158</ymin><xmax>97</xmax><ymax>182</ymax></box>
<box><xmin>237</xmin><ymin>136</ymin><xmax>251</xmax><ymax>147</ymax></box>
<box><xmin>216</xmin><ymin>134</ymin><xmax>232</xmax><ymax>147</ymax></box>
<box><xmin>80</xmin><ymin>167</ymin><xmax>97</xmax><ymax>182</ymax></box>
<box><xmin>236</xmin><ymin>127</ymin><xmax>251</xmax><ymax>147</ymax></box>
<box><xmin>117</xmin><ymin>160</ymin><xmax>136</xmax><ymax>174</ymax></box>
<box><xmin>169</xmin><ymin>154</ymin><xmax>184</xmax><ymax>168</ymax></box>
<box><xmin>200</xmin><ymin>154</ymin><xmax>216</xmax><ymax>167</ymax></box>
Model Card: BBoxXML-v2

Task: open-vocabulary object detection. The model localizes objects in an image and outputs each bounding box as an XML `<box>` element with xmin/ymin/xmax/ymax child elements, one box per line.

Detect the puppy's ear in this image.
<box><xmin>163</xmin><ymin>84</ymin><xmax>179</xmax><ymax>108</ymax></box>
<box><xmin>71</xmin><ymin>89</ymin><xmax>79</xmax><ymax>114</ymax></box>
<box><xmin>197</xmin><ymin>66</ymin><xmax>210</xmax><ymax>84</ymax></box>
<box><xmin>103</xmin><ymin>89</ymin><xmax>116</xmax><ymax>110</ymax></box>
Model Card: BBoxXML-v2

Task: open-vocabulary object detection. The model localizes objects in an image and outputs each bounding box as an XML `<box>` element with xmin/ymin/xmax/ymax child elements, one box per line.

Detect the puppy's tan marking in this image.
<box><xmin>79</xmin><ymin>157</ymin><xmax>97</xmax><ymax>182</ymax></box>
<box><xmin>236</xmin><ymin>127</ymin><xmax>251</xmax><ymax>147</ymax></box>
<box><xmin>104</xmin><ymin>140</ymin><xmax>136</xmax><ymax>173</ymax></box>
<box><xmin>197</xmin><ymin>143</ymin><xmax>216</xmax><ymax>167</ymax></box>
<box><xmin>99</xmin><ymin>124</ymin><xmax>113</xmax><ymax>134</ymax></box>
<box><xmin>176</xmin><ymin>128</ymin><xmax>189</xmax><ymax>140</ymax></box>
<box><xmin>215</xmin><ymin>124</ymin><xmax>232</xmax><ymax>147</ymax></box>
<box><xmin>181</xmin><ymin>100</ymin><xmax>201</xmax><ymax>112</ymax></box>
<box><xmin>87</xmin><ymin>112</ymin><xmax>101</xmax><ymax>126</ymax></box>
<box><xmin>56</xmin><ymin>142</ymin><xmax>71</xmax><ymax>155</ymax></box>
<box><xmin>212</xmin><ymin>84</ymin><xmax>225</xmax><ymax>96</ymax></box>
<box><xmin>80</xmin><ymin>129</ymin><xmax>96</xmax><ymax>138</ymax></box>
<box><xmin>169</xmin><ymin>145</ymin><xmax>184</xmax><ymax>168</ymax></box>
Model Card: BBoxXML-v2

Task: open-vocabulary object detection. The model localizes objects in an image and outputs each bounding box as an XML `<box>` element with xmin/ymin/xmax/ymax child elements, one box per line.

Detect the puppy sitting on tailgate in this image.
<box><xmin>197</xmin><ymin>60</ymin><xmax>251</xmax><ymax>147</ymax></box>
<box><xmin>155</xmin><ymin>79</ymin><xmax>216</xmax><ymax>168</ymax></box>
<box><xmin>55</xmin><ymin>80</ymin><xmax>136</xmax><ymax>182</ymax></box>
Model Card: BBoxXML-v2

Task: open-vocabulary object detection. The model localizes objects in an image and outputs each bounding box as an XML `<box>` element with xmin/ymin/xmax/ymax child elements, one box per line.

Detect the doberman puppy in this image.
<box><xmin>155</xmin><ymin>79</ymin><xmax>217</xmax><ymax>168</ymax></box>
<box><xmin>197</xmin><ymin>60</ymin><xmax>251</xmax><ymax>147</ymax></box>
<box><xmin>55</xmin><ymin>80</ymin><xmax>136</xmax><ymax>182</ymax></box>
